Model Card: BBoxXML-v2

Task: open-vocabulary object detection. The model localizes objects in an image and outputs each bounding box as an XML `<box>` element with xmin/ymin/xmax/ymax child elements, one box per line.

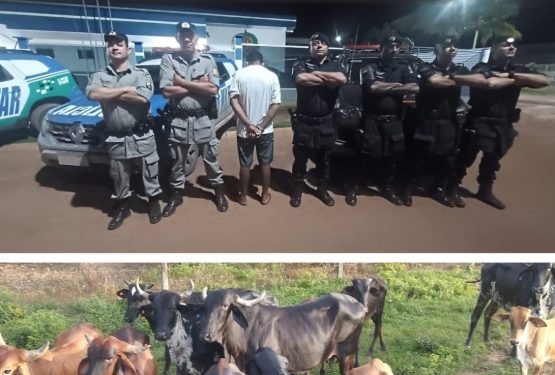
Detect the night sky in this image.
<box><xmin>78</xmin><ymin>0</ymin><xmax>555</xmax><ymax>45</ymax></box>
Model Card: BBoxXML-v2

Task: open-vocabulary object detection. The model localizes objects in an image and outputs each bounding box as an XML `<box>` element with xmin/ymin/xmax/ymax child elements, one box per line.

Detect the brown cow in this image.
<box><xmin>205</xmin><ymin>358</ymin><xmax>245</xmax><ymax>375</ymax></box>
<box><xmin>0</xmin><ymin>323</ymin><xmax>103</xmax><ymax>375</ymax></box>
<box><xmin>349</xmin><ymin>359</ymin><xmax>393</xmax><ymax>375</ymax></box>
<box><xmin>492</xmin><ymin>306</ymin><xmax>555</xmax><ymax>375</ymax></box>
<box><xmin>78</xmin><ymin>326</ymin><xmax>156</xmax><ymax>375</ymax></box>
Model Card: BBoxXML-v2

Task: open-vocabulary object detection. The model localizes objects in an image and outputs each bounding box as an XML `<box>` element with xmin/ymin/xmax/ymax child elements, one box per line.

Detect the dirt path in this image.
<box><xmin>0</xmin><ymin>103</ymin><xmax>554</xmax><ymax>253</ymax></box>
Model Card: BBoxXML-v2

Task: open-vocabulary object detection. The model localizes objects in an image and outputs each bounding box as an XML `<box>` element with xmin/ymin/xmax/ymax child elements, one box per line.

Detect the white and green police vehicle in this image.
<box><xmin>0</xmin><ymin>50</ymin><xmax>82</xmax><ymax>134</ymax></box>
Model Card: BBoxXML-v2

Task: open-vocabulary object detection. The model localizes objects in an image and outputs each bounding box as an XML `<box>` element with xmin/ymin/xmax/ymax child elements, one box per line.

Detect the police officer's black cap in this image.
<box><xmin>104</xmin><ymin>31</ymin><xmax>128</xmax><ymax>46</ymax></box>
<box><xmin>310</xmin><ymin>32</ymin><xmax>330</xmax><ymax>45</ymax></box>
<box><xmin>438</xmin><ymin>36</ymin><xmax>459</xmax><ymax>48</ymax></box>
<box><xmin>380</xmin><ymin>36</ymin><xmax>402</xmax><ymax>47</ymax></box>
<box><xmin>490</xmin><ymin>35</ymin><xmax>517</xmax><ymax>46</ymax></box>
<box><xmin>176</xmin><ymin>21</ymin><xmax>198</xmax><ymax>35</ymax></box>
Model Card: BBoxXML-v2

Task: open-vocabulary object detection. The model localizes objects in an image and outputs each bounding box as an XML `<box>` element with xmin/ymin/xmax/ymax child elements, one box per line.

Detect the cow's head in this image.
<box><xmin>116</xmin><ymin>279</ymin><xmax>155</xmax><ymax>323</ymax></box>
<box><xmin>137</xmin><ymin>279</ymin><xmax>195</xmax><ymax>341</ymax></box>
<box><xmin>342</xmin><ymin>277</ymin><xmax>380</xmax><ymax>313</ymax></box>
<box><xmin>492</xmin><ymin>306</ymin><xmax>547</xmax><ymax>356</ymax></box>
<box><xmin>78</xmin><ymin>335</ymin><xmax>150</xmax><ymax>375</ymax></box>
<box><xmin>0</xmin><ymin>334</ymin><xmax>50</xmax><ymax>375</ymax></box>
<box><xmin>199</xmin><ymin>289</ymin><xmax>266</xmax><ymax>344</ymax></box>
<box><xmin>518</xmin><ymin>263</ymin><xmax>554</xmax><ymax>298</ymax></box>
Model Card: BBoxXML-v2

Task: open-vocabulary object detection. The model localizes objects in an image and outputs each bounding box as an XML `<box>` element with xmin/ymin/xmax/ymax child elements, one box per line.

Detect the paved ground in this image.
<box><xmin>0</xmin><ymin>102</ymin><xmax>554</xmax><ymax>253</ymax></box>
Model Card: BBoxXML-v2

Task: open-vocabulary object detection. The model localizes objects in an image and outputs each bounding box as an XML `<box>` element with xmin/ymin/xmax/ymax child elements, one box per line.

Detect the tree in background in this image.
<box><xmin>391</xmin><ymin>0</ymin><xmax>521</xmax><ymax>48</ymax></box>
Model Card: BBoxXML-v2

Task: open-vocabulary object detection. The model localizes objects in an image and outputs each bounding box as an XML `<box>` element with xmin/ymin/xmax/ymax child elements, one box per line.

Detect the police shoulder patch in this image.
<box><xmin>146</xmin><ymin>80</ymin><xmax>152</xmax><ymax>89</ymax></box>
<box><xmin>213</xmin><ymin>67</ymin><xmax>219</xmax><ymax>77</ymax></box>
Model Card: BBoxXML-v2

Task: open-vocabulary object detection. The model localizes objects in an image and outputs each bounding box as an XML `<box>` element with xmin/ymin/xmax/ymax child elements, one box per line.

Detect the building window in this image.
<box><xmin>36</xmin><ymin>48</ymin><xmax>55</xmax><ymax>58</ymax></box>
<box><xmin>78</xmin><ymin>49</ymin><xmax>95</xmax><ymax>59</ymax></box>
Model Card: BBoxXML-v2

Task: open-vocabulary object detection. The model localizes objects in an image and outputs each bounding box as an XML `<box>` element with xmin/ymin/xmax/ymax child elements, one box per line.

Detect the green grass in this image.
<box><xmin>521</xmin><ymin>85</ymin><xmax>555</xmax><ymax>96</ymax></box>
<box><xmin>0</xmin><ymin>264</ymin><xmax>522</xmax><ymax>375</ymax></box>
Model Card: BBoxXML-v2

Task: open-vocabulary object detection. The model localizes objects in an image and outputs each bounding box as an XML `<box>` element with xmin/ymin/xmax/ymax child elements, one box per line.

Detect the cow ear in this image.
<box><xmin>369</xmin><ymin>287</ymin><xmax>380</xmax><ymax>298</ymax></box>
<box><xmin>529</xmin><ymin>317</ymin><xmax>548</xmax><ymax>328</ymax></box>
<box><xmin>491</xmin><ymin>313</ymin><xmax>510</xmax><ymax>323</ymax></box>
<box><xmin>118</xmin><ymin>354</ymin><xmax>138</xmax><ymax>375</ymax></box>
<box><xmin>342</xmin><ymin>286</ymin><xmax>354</xmax><ymax>294</ymax></box>
<box><xmin>178</xmin><ymin>303</ymin><xmax>204</xmax><ymax>320</ymax></box>
<box><xmin>230</xmin><ymin>304</ymin><xmax>249</xmax><ymax>330</ymax></box>
<box><xmin>78</xmin><ymin>358</ymin><xmax>90</xmax><ymax>375</ymax></box>
<box><xmin>116</xmin><ymin>289</ymin><xmax>129</xmax><ymax>300</ymax></box>
<box><xmin>146</xmin><ymin>284</ymin><xmax>154</xmax><ymax>290</ymax></box>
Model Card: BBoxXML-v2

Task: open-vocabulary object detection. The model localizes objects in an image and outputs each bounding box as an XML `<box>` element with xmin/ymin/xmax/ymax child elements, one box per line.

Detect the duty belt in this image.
<box><xmin>366</xmin><ymin>113</ymin><xmax>401</xmax><ymax>122</ymax></box>
<box><xmin>297</xmin><ymin>113</ymin><xmax>333</xmax><ymax>124</ymax></box>
<box><xmin>420</xmin><ymin>109</ymin><xmax>456</xmax><ymax>120</ymax></box>
<box><xmin>472</xmin><ymin>116</ymin><xmax>510</xmax><ymax>125</ymax></box>
<box><xmin>175</xmin><ymin>109</ymin><xmax>208</xmax><ymax>118</ymax></box>
<box><xmin>105</xmin><ymin>120</ymin><xmax>151</xmax><ymax>138</ymax></box>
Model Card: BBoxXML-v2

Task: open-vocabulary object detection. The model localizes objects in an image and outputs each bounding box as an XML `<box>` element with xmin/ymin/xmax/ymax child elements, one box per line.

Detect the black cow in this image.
<box><xmin>465</xmin><ymin>263</ymin><xmax>555</xmax><ymax>348</ymax></box>
<box><xmin>116</xmin><ymin>279</ymin><xmax>155</xmax><ymax>322</ymax></box>
<box><xmin>136</xmin><ymin>282</ymin><xmax>277</xmax><ymax>375</ymax></box>
<box><xmin>245</xmin><ymin>347</ymin><xmax>291</xmax><ymax>375</ymax></box>
<box><xmin>199</xmin><ymin>290</ymin><xmax>367</xmax><ymax>375</ymax></box>
<box><xmin>341</xmin><ymin>276</ymin><xmax>388</xmax><ymax>360</ymax></box>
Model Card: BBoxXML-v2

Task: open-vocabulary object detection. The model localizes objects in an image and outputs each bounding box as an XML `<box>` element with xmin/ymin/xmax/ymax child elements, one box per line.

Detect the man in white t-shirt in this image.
<box><xmin>230</xmin><ymin>50</ymin><xmax>281</xmax><ymax>205</ymax></box>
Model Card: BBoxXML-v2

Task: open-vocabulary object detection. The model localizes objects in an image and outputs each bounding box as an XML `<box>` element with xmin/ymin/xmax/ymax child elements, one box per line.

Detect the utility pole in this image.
<box><xmin>472</xmin><ymin>29</ymin><xmax>479</xmax><ymax>49</ymax></box>
<box><xmin>161</xmin><ymin>263</ymin><xmax>169</xmax><ymax>290</ymax></box>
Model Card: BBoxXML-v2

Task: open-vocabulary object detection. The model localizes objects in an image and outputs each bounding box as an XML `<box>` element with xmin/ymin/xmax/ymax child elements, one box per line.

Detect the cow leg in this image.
<box><xmin>320</xmin><ymin>362</ymin><xmax>326</xmax><ymax>375</ymax></box>
<box><xmin>466</xmin><ymin>292</ymin><xmax>491</xmax><ymax>347</ymax></box>
<box><xmin>483</xmin><ymin>300</ymin><xmax>499</xmax><ymax>343</ymax></box>
<box><xmin>375</xmin><ymin>312</ymin><xmax>387</xmax><ymax>352</ymax></box>
<box><xmin>338</xmin><ymin>355</ymin><xmax>355</xmax><ymax>375</ymax></box>
<box><xmin>532</xmin><ymin>364</ymin><xmax>542</xmax><ymax>375</ymax></box>
<box><xmin>367</xmin><ymin>317</ymin><xmax>378</xmax><ymax>358</ymax></box>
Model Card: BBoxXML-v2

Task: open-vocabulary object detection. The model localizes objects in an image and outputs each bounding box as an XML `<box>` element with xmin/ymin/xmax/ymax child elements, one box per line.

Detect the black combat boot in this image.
<box><xmin>447</xmin><ymin>185</ymin><xmax>466</xmax><ymax>208</ymax></box>
<box><xmin>345</xmin><ymin>185</ymin><xmax>358</xmax><ymax>206</ymax></box>
<box><xmin>214</xmin><ymin>183</ymin><xmax>229</xmax><ymax>212</ymax></box>
<box><xmin>148</xmin><ymin>195</ymin><xmax>162</xmax><ymax>224</ymax></box>
<box><xmin>316</xmin><ymin>182</ymin><xmax>335</xmax><ymax>207</ymax></box>
<box><xmin>290</xmin><ymin>181</ymin><xmax>303</xmax><ymax>208</ymax></box>
<box><xmin>430</xmin><ymin>186</ymin><xmax>455</xmax><ymax>207</ymax></box>
<box><xmin>108</xmin><ymin>198</ymin><xmax>131</xmax><ymax>230</ymax></box>
<box><xmin>381</xmin><ymin>185</ymin><xmax>402</xmax><ymax>206</ymax></box>
<box><xmin>476</xmin><ymin>184</ymin><xmax>506</xmax><ymax>210</ymax></box>
<box><xmin>401</xmin><ymin>183</ymin><xmax>413</xmax><ymax>207</ymax></box>
<box><xmin>162</xmin><ymin>189</ymin><xmax>183</xmax><ymax>217</ymax></box>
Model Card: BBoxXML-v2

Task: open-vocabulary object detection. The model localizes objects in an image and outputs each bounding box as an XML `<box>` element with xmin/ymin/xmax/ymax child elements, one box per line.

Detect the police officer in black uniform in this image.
<box><xmin>450</xmin><ymin>36</ymin><xmax>549</xmax><ymax>209</ymax></box>
<box><xmin>290</xmin><ymin>33</ymin><xmax>348</xmax><ymax>207</ymax></box>
<box><xmin>402</xmin><ymin>36</ymin><xmax>487</xmax><ymax>207</ymax></box>
<box><xmin>346</xmin><ymin>36</ymin><xmax>419</xmax><ymax>206</ymax></box>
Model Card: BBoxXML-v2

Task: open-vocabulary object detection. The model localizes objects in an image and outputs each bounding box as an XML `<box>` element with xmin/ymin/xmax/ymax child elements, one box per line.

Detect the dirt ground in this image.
<box><xmin>0</xmin><ymin>102</ymin><xmax>554</xmax><ymax>253</ymax></box>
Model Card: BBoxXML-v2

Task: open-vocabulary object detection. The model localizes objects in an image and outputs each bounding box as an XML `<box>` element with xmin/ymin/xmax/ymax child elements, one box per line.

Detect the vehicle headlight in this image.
<box><xmin>41</xmin><ymin>117</ymin><xmax>53</xmax><ymax>135</ymax></box>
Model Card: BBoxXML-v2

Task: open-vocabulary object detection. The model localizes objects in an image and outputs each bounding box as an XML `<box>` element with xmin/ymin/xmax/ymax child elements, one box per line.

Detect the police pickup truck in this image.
<box><xmin>38</xmin><ymin>53</ymin><xmax>237</xmax><ymax>176</ymax></box>
<box><xmin>0</xmin><ymin>51</ymin><xmax>82</xmax><ymax>134</ymax></box>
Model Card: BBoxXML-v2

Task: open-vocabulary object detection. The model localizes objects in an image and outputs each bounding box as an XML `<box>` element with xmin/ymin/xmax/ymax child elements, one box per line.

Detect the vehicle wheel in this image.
<box><xmin>184</xmin><ymin>144</ymin><xmax>199</xmax><ymax>177</ymax></box>
<box><xmin>30</xmin><ymin>103</ymin><xmax>60</xmax><ymax>133</ymax></box>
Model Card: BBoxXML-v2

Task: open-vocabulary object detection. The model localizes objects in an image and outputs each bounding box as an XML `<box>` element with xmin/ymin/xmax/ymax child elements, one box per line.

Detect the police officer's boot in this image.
<box><xmin>162</xmin><ymin>189</ymin><xmax>183</xmax><ymax>217</ymax></box>
<box><xmin>108</xmin><ymin>198</ymin><xmax>131</xmax><ymax>231</ymax></box>
<box><xmin>476</xmin><ymin>184</ymin><xmax>506</xmax><ymax>210</ymax></box>
<box><xmin>380</xmin><ymin>184</ymin><xmax>402</xmax><ymax>206</ymax></box>
<box><xmin>290</xmin><ymin>181</ymin><xmax>303</xmax><ymax>208</ymax></box>
<box><xmin>214</xmin><ymin>183</ymin><xmax>229</xmax><ymax>213</ymax></box>
<box><xmin>316</xmin><ymin>182</ymin><xmax>335</xmax><ymax>207</ymax></box>
<box><xmin>430</xmin><ymin>186</ymin><xmax>455</xmax><ymax>207</ymax></box>
<box><xmin>447</xmin><ymin>185</ymin><xmax>465</xmax><ymax>208</ymax></box>
<box><xmin>148</xmin><ymin>195</ymin><xmax>162</xmax><ymax>224</ymax></box>
<box><xmin>345</xmin><ymin>185</ymin><xmax>358</xmax><ymax>207</ymax></box>
<box><xmin>401</xmin><ymin>182</ymin><xmax>413</xmax><ymax>207</ymax></box>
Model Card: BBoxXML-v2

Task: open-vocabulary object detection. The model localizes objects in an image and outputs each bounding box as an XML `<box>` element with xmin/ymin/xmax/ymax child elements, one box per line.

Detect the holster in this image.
<box><xmin>288</xmin><ymin>108</ymin><xmax>299</xmax><ymax>131</ymax></box>
<box><xmin>156</xmin><ymin>103</ymin><xmax>175</xmax><ymax>134</ymax></box>
<box><xmin>511</xmin><ymin>108</ymin><xmax>521</xmax><ymax>124</ymax></box>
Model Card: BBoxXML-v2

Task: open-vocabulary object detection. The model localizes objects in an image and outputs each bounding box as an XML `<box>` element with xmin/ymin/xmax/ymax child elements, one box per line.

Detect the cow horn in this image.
<box><xmin>85</xmin><ymin>334</ymin><xmax>94</xmax><ymax>345</ymax></box>
<box><xmin>26</xmin><ymin>342</ymin><xmax>49</xmax><ymax>362</ymax></box>
<box><xmin>124</xmin><ymin>279</ymin><xmax>133</xmax><ymax>287</ymax></box>
<box><xmin>124</xmin><ymin>343</ymin><xmax>150</xmax><ymax>354</ymax></box>
<box><xmin>0</xmin><ymin>332</ymin><xmax>5</xmax><ymax>346</ymax></box>
<box><xmin>202</xmin><ymin>287</ymin><xmax>208</xmax><ymax>301</ymax></box>
<box><xmin>135</xmin><ymin>281</ymin><xmax>149</xmax><ymax>299</ymax></box>
<box><xmin>236</xmin><ymin>291</ymin><xmax>266</xmax><ymax>307</ymax></box>
<box><xmin>179</xmin><ymin>279</ymin><xmax>195</xmax><ymax>301</ymax></box>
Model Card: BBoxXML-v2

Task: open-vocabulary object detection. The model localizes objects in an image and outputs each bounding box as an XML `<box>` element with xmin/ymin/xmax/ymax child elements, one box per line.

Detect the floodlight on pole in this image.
<box><xmin>335</xmin><ymin>35</ymin><xmax>341</xmax><ymax>43</ymax></box>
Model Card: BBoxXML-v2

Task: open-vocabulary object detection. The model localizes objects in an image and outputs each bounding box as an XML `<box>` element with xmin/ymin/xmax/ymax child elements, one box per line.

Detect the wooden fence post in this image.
<box><xmin>337</xmin><ymin>263</ymin><xmax>344</xmax><ymax>278</ymax></box>
<box><xmin>161</xmin><ymin>263</ymin><xmax>169</xmax><ymax>290</ymax></box>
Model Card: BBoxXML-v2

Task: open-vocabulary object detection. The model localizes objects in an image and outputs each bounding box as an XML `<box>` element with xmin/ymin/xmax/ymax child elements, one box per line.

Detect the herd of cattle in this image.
<box><xmin>1</xmin><ymin>263</ymin><xmax>555</xmax><ymax>375</ymax></box>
